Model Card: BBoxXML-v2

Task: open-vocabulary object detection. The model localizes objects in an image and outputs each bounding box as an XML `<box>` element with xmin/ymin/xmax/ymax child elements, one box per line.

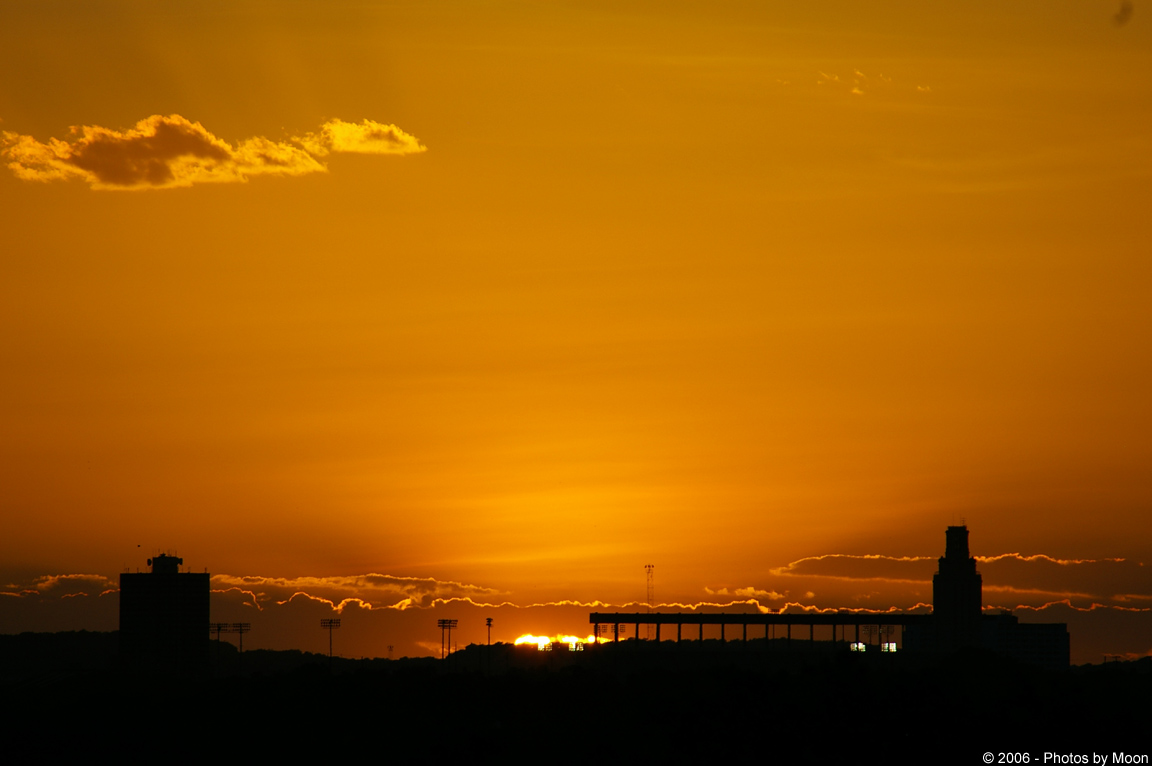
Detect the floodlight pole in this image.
<box><xmin>645</xmin><ymin>564</ymin><xmax>654</xmax><ymax>640</ymax></box>
<box><xmin>320</xmin><ymin>618</ymin><xmax>341</xmax><ymax>670</ymax></box>
<box><xmin>231</xmin><ymin>622</ymin><xmax>252</xmax><ymax>654</ymax></box>
<box><xmin>209</xmin><ymin>622</ymin><xmax>229</xmax><ymax>670</ymax></box>
<box><xmin>437</xmin><ymin>619</ymin><xmax>458</xmax><ymax>660</ymax></box>
<box><xmin>484</xmin><ymin>617</ymin><xmax>494</xmax><ymax>674</ymax></box>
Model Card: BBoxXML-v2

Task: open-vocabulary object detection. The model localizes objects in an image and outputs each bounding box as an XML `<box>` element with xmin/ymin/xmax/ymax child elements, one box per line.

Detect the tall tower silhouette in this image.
<box><xmin>932</xmin><ymin>525</ymin><xmax>983</xmax><ymax>651</ymax></box>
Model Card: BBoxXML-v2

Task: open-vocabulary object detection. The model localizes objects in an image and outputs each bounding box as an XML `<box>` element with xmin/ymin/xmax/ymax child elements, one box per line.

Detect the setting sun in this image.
<box><xmin>513</xmin><ymin>634</ymin><xmax>600</xmax><ymax>650</ymax></box>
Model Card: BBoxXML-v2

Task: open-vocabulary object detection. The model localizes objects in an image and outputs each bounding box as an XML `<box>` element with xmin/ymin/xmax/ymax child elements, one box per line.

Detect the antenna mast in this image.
<box><xmin>645</xmin><ymin>564</ymin><xmax>655</xmax><ymax>640</ymax></box>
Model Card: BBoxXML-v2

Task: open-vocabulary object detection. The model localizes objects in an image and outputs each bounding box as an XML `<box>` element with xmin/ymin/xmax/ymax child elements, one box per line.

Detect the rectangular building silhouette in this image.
<box><xmin>119</xmin><ymin>554</ymin><xmax>209</xmax><ymax>673</ymax></box>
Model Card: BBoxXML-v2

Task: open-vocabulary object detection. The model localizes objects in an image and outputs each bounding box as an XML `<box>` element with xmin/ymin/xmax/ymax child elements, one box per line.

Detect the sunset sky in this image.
<box><xmin>2</xmin><ymin>0</ymin><xmax>1150</xmax><ymax>664</ymax></box>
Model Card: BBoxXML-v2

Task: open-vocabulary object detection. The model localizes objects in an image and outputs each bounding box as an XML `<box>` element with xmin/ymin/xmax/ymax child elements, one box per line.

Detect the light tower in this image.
<box><xmin>230</xmin><ymin>622</ymin><xmax>251</xmax><ymax>653</ymax></box>
<box><xmin>437</xmin><ymin>618</ymin><xmax>458</xmax><ymax>659</ymax></box>
<box><xmin>320</xmin><ymin>618</ymin><xmax>341</xmax><ymax>671</ymax></box>
<box><xmin>209</xmin><ymin>622</ymin><xmax>230</xmax><ymax>669</ymax></box>
<box><xmin>208</xmin><ymin>621</ymin><xmax>250</xmax><ymax>672</ymax></box>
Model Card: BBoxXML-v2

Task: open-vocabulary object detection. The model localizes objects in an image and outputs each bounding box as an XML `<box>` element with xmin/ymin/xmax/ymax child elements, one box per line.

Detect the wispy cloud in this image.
<box><xmin>976</xmin><ymin>553</ymin><xmax>1124</xmax><ymax>566</ymax></box>
<box><xmin>775</xmin><ymin>601</ymin><xmax>934</xmax><ymax>615</ymax></box>
<box><xmin>988</xmin><ymin>599</ymin><xmax>1151</xmax><ymax>615</ymax></box>
<box><xmin>704</xmin><ymin>586</ymin><xmax>786</xmax><ymax>601</ymax></box>
<box><xmin>731</xmin><ymin>549</ymin><xmax>1152</xmax><ymax>615</ymax></box>
<box><xmin>3</xmin><ymin>568</ymin><xmax>1150</xmax><ymax>663</ymax></box>
<box><xmin>815</xmin><ymin>68</ymin><xmax>904</xmax><ymax>98</ymax></box>
<box><xmin>769</xmin><ymin>553</ymin><xmax>936</xmax><ymax>582</ymax></box>
<box><xmin>983</xmin><ymin>584</ymin><xmax>1098</xmax><ymax>600</ymax></box>
<box><xmin>211</xmin><ymin>572</ymin><xmax>498</xmax><ymax>611</ymax></box>
<box><xmin>0</xmin><ymin>114</ymin><xmax>425</xmax><ymax>190</ymax></box>
<box><xmin>30</xmin><ymin>574</ymin><xmax>118</xmax><ymax>594</ymax></box>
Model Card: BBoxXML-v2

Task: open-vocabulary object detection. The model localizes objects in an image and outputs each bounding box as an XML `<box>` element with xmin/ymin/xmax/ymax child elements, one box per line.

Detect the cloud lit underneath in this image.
<box><xmin>0</xmin><ymin>115</ymin><xmax>425</xmax><ymax>190</ymax></box>
<box><xmin>4</xmin><ymin>548</ymin><xmax>1149</xmax><ymax>663</ymax></box>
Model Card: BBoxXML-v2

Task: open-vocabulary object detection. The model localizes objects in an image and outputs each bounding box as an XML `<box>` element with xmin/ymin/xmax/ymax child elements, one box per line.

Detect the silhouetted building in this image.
<box><xmin>983</xmin><ymin>611</ymin><xmax>1070</xmax><ymax>669</ymax></box>
<box><xmin>591</xmin><ymin>525</ymin><xmax>1070</xmax><ymax>669</ymax></box>
<box><xmin>119</xmin><ymin>554</ymin><xmax>209</xmax><ymax>673</ymax></box>
<box><xmin>909</xmin><ymin>526</ymin><xmax>1070</xmax><ymax>669</ymax></box>
<box><xmin>933</xmin><ymin>525</ymin><xmax>983</xmax><ymax>651</ymax></box>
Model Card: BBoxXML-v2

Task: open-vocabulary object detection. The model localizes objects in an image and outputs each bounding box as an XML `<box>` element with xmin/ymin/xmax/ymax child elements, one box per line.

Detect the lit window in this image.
<box><xmin>851</xmin><ymin>642</ymin><xmax>866</xmax><ymax>652</ymax></box>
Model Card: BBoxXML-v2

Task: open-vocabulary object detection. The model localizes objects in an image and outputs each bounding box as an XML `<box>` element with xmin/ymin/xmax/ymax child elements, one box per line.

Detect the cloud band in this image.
<box><xmin>1</xmin><ymin>114</ymin><xmax>425</xmax><ymax>190</ymax></box>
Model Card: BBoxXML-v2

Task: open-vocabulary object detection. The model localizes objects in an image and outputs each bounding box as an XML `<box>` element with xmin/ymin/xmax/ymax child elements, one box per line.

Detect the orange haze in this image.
<box><xmin>2</xmin><ymin>1</ymin><xmax>1151</xmax><ymax>664</ymax></box>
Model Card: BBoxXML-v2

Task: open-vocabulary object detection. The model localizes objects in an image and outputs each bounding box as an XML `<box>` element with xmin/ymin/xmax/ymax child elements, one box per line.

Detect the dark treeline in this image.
<box><xmin>2</xmin><ymin>632</ymin><xmax>1149</xmax><ymax>763</ymax></box>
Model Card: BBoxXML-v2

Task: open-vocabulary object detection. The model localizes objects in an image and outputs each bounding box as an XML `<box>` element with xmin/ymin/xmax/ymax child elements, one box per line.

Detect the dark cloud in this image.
<box><xmin>66</xmin><ymin>116</ymin><xmax>232</xmax><ymax>186</ymax></box>
<box><xmin>976</xmin><ymin>555</ymin><xmax>1150</xmax><ymax>602</ymax></box>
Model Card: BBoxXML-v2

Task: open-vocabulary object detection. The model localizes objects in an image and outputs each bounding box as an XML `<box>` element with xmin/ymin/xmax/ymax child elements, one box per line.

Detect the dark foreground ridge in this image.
<box><xmin>2</xmin><ymin>631</ymin><xmax>1149</xmax><ymax>763</ymax></box>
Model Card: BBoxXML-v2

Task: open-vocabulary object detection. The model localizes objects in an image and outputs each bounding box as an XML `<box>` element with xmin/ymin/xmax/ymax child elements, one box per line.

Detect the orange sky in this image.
<box><xmin>2</xmin><ymin>1</ymin><xmax>1151</xmax><ymax>663</ymax></box>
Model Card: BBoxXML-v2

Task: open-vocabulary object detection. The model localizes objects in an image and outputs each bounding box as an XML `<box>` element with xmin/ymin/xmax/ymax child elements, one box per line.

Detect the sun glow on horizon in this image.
<box><xmin>514</xmin><ymin>634</ymin><xmax>602</xmax><ymax>650</ymax></box>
